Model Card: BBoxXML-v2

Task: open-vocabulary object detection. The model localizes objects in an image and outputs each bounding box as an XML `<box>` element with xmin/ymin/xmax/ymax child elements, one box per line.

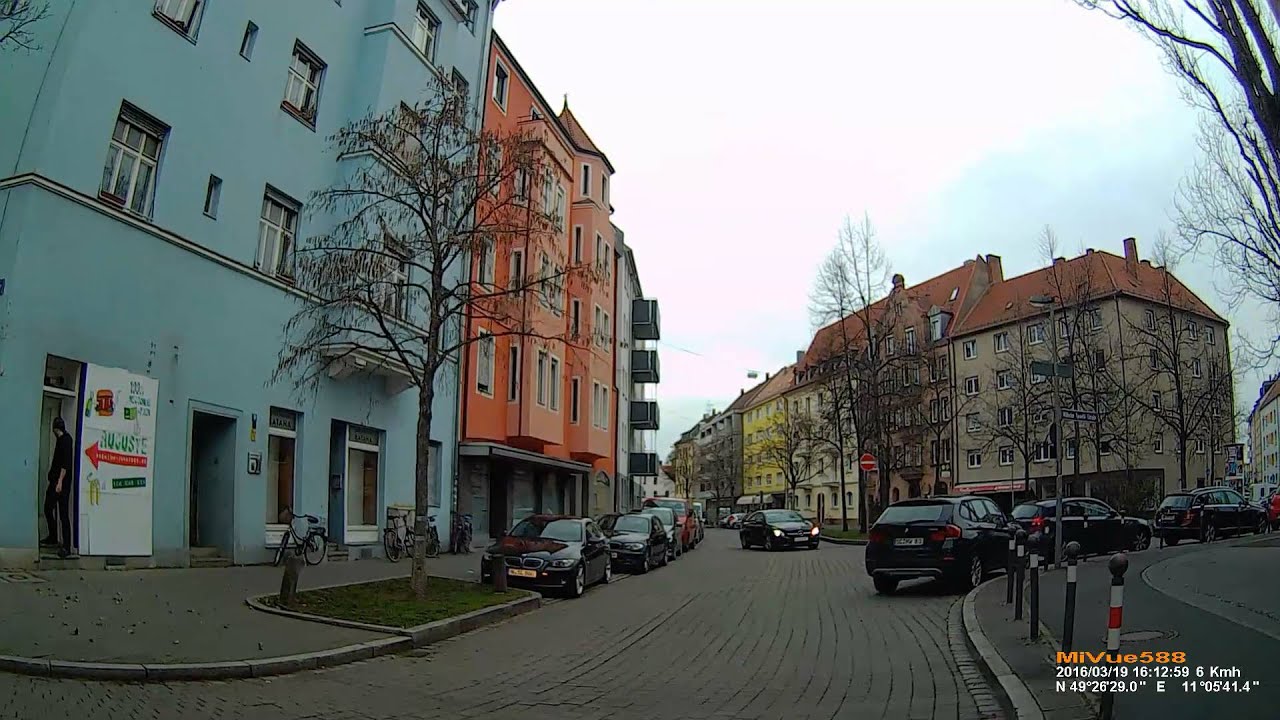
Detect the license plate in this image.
<box><xmin>894</xmin><ymin>537</ymin><xmax>924</xmax><ymax>546</ymax></box>
<box><xmin>508</xmin><ymin>568</ymin><xmax>537</xmax><ymax>578</ymax></box>
<box><xmin>792</xmin><ymin>536</ymin><xmax>807</xmax><ymax>543</ymax></box>
<box><xmin>610</xmin><ymin>552</ymin><xmax>619</xmax><ymax>558</ymax></box>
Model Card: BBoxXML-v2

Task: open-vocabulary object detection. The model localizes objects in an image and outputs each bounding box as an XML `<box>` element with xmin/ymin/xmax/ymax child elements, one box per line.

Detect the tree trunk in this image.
<box><xmin>411</xmin><ymin>384</ymin><xmax>436</xmax><ymax>599</ymax></box>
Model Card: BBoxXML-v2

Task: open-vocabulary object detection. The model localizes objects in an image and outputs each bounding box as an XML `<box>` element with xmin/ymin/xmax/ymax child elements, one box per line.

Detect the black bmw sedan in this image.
<box><xmin>480</xmin><ymin>515</ymin><xmax>612</xmax><ymax>598</ymax></box>
<box><xmin>599</xmin><ymin>512</ymin><xmax>669</xmax><ymax>573</ymax></box>
<box><xmin>739</xmin><ymin>509</ymin><xmax>820</xmax><ymax>551</ymax></box>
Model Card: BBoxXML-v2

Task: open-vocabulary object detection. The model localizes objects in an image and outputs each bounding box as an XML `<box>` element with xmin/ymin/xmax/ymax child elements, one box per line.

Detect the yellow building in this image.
<box><xmin>740</xmin><ymin>365</ymin><xmax>796</xmax><ymax>509</ymax></box>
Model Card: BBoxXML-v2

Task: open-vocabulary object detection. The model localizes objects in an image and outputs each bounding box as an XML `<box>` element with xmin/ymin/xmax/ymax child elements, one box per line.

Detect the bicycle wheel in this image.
<box><xmin>425</xmin><ymin>528</ymin><xmax>440</xmax><ymax>558</ymax></box>
<box><xmin>273</xmin><ymin>535</ymin><xmax>289</xmax><ymax>567</ymax></box>
<box><xmin>304</xmin><ymin>533</ymin><xmax>327</xmax><ymax>565</ymax></box>
<box><xmin>383</xmin><ymin>528</ymin><xmax>403</xmax><ymax>562</ymax></box>
<box><xmin>404</xmin><ymin>529</ymin><xmax>418</xmax><ymax>558</ymax></box>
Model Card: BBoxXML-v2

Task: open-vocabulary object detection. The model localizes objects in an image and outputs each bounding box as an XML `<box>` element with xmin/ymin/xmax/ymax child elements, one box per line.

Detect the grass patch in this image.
<box><xmin>266</xmin><ymin>577</ymin><xmax>528</xmax><ymax>629</ymax></box>
<box><xmin>821</xmin><ymin>527</ymin><xmax>866</xmax><ymax>540</ymax></box>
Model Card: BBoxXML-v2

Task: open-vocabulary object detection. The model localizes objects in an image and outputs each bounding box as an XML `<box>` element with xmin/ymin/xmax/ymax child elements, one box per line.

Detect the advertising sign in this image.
<box><xmin>1225</xmin><ymin>443</ymin><xmax>1245</xmax><ymax>480</ymax></box>
<box><xmin>77</xmin><ymin>365</ymin><xmax>158</xmax><ymax>556</ymax></box>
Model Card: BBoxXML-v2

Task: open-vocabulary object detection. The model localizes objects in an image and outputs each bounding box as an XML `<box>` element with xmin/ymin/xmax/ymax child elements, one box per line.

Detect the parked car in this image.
<box><xmin>1267</xmin><ymin>492</ymin><xmax>1280</xmax><ymax>531</ymax></box>
<box><xmin>480</xmin><ymin>515</ymin><xmax>611</xmax><ymax>598</ymax></box>
<box><xmin>1153</xmin><ymin>486</ymin><xmax>1269</xmax><ymax>544</ymax></box>
<box><xmin>1010</xmin><ymin>497</ymin><xmax>1151</xmax><ymax>561</ymax></box>
<box><xmin>739</xmin><ymin>509</ymin><xmax>819</xmax><ymax>551</ymax></box>
<box><xmin>640</xmin><ymin>506</ymin><xmax>682</xmax><ymax>561</ymax></box>
<box><xmin>691</xmin><ymin>502</ymin><xmax>706</xmax><ymax>544</ymax></box>
<box><xmin>598</xmin><ymin>512</ymin><xmax>668</xmax><ymax>573</ymax></box>
<box><xmin>865</xmin><ymin>496</ymin><xmax>1011</xmax><ymax>594</ymax></box>
<box><xmin>642</xmin><ymin>497</ymin><xmax>698</xmax><ymax>551</ymax></box>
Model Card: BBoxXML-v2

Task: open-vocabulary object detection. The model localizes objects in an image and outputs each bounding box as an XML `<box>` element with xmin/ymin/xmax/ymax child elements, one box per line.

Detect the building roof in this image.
<box><xmin>558</xmin><ymin>103</ymin><xmax>616</xmax><ymax>173</ymax></box>
<box><xmin>744</xmin><ymin>364</ymin><xmax>797</xmax><ymax>409</ymax></box>
<box><xmin>724</xmin><ymin>375</ymin><xmax>771</xmax><ymax>414</ymax></box>
<box><xmin>952</xmin><ymin>245</ymin><xmax>1224</xmax><ymax>336</ymax></box>
<box><xmin>490</xmin><ymin>33</ymin><xmax>577</xmax><ymax>153</ymax></box>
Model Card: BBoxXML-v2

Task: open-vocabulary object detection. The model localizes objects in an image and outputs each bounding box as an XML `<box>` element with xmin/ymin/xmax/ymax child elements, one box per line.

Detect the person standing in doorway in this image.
<box><xmin>41</xmin><ymin>417</ymin><xmax>74</xmax><ymax>558</ymax></box>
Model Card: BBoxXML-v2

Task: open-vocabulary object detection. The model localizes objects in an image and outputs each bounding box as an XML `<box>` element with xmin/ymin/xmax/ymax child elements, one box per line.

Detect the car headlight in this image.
<box><xmin>809</xmin><ymin>526</ymin><xmax>820</xmax><ymax>536</ymax></box>
<box><xmin>549</xmin><ymin>558</ymin><xmax>576</xmax><ymax>568</ymax></box>
<box><xmin>772</xmin><ymin>528</ymin><xmax>783</xmax><ymax>537</ymax></box>
<box><xmin>625</xmin><ymin>542</ymin><xmax>645</xmax><ymax>551</ymax></box>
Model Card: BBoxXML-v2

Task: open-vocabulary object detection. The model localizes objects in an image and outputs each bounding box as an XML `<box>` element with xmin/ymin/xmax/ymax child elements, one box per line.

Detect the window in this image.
<box><xmin>530</xmin><ymin>106</ymin><xmax>542</xmax><ymax>120</ymax></box>
<box><xmin>1154</xmin><ymin>434</ymin><xmax>1164</xmax><ymax>454</ymax></box>
<box><xmin>507</xmin><ymin>344</ymin><xmax>520</xmax><ymax>401</ymax></box>
<box><xmin>492</xmin><ymin>60</ymin><xmax>509</xmax><ymax>109</ymax></box>
<box><xmin>1149</xmin><ymin>349</ymin><xmax>1158</xmax><ymax>370</ymax></box>
<box><xmin>603</xmin><ymin>242</ymin><xmax>612</xmax><ymax>278</ymax></box>
<box><xmin>1187</xmin><ymin>320</ymin><xmax>1199</xmax><ymax>340</ymax></box>
<box><xmin>929</xmin><ymin>399</ymin><xmax>940</xmax><ymax>423</ymax></box>
<box><xmin>905</xmin><ymin>327</ymin><xmax>917</xmax><ymax>353</ymax></box>
<box><xmin>930</xmin><ymin>315</ymin><xmax>944</xmax><ymax>341</ymax></box>
<box><xmin>581</xmin><ymin>163</ymin><xmax>592</xmax><ymax>198</ymax></box>
<box><xmin>593</xmin><ymin>305</ymin><xmax>603</xmax><ymax>344</ymax></box>
<box><xmin>1151</xmin><ymin>392</ymin><xmax>1162</xmax><ymax>411</ymax></box>
<box><xmin>459</xmin><ymin>0</ymin><xmax>478</xmax><ymax>31</ymax></box>
<box><xmin>967</xmin><ymin>413</ymin><xmax>980</xmax><ymax>433</ymax></box>
<box><xmin>203</xmin><ymin>175</ymin><xmax>221</xmax><ymax>218</ymax></box>
<box><xmin>535</xmin><ymin>350</ymin><xmax>548</xmax><ymax>406</ymax></box>
<box><xmin>451</xmin><ymin>68</ymin><xmax>470</xmax><ymax>101</ymax></box>
<box><xmin>1033</xmin><ymin>441</ymin><xmax>1054</xmax><ymax>462</ymax></box>
<box><xmin>570</xmin><ymin>377</ymin><xmax>581</xmax><ymax>423</ymax></box>
<box><xmin>962</xmin><ymin>339</ymin><xmax>977</xmax><ymax>359</ymax></box>
<box><xmin>1031</xmin><ymin>370</ymin><xmax>1046</xmax><ymax>384</ymax></box>
<box><xmin>478</xmin><ymin>236</ymin><xmax>495</xmax><ymax>285</ymax></box>
<box><xmin>1206</xmin><ymin>326</ymin><xmax>1216</xmax><ymax>345</ymax></box>
<box><xmin>514</xmin><ymin>167</ymin><xmax>529</xmax><ymax>202</ymax></box>
<box><xmin>1066</xmin><ymin>438</ymin><xmax>1076</xmax><ymax>460</ymax></box>
<box><xmin>571</xmin><ymin>299</ymin><xmax>582</xmax><ymax>339</ymax></box>
<box><xmin>965</xmin><ymin>376</ymin><xmax>979</xmax><ymax>395</ymax></box>
<box><xmin>554</xmin><ymin>183</ymin><xmax>566</xmax><ymax>230</ymax></box>
<box><xmin>994</xmin><ymin>332</ymin><xmax>1009</xmax><ymax>353</ymax></box>
<box><xmin>256</xmin><ymin>189</ymin><xmax>299</xmax><ymax>280</ymax></box>
<box><xmin>886</xmin><ymin>336</ymin><xmax>896</xmax><ymax>356</ymax></box>
<box><xmin>239</xmin><ymin>21</ymin><xmax>258</xmax><ymax>60</ymax></box>
<box><xmin>154</xmin><ymin>0</ymin><xmax>204</xmax><ymax>38</ymax></box>
<box><xmin>266</xmin><ymin>408</ymin><xmax>298</xmax><ymax>526</ymax></box>
<box><xmin>1027</xmin><ymin>323</ymin><xmax>1045</xmax><ymax>345</ymax></box>
<box><xmin>283</xmin><ymin>43</ymin><xmax>325</xmax><ymax>125</ymax></box>
<box><xmin>998</xmin><ymin>407</ymin><xmax>1013</xmax><ymax>428</ymax></box>
<box><xmin>1100</xmin><ymin>439</ymin><xmax>1112</xmax><ymax>456</ymax></box>
<box><xmin>1058</xmin><ymin>317</ymin><xmax>1070</xmax><ymax>339</ymax></box>
<box><xmin>509</xmin><ymin>248</ymin><xmax>524</xmax><ymax>289</ymax></box>
<box><xmin>573</xmin><ymin>227</ymin><xmax>583</xmax><ymax>262</ymax></box>
<box><xmin>1192</xmin><ymin>357</ymin><xmax>1202</xmax><ymax>378</ymax></box>
<box><xmin>999</xmin><ymin>446</ymin><xmax>1015</xmax><ymax>466</ymax></box>
<box><xmin>967</xmin><ymin>449</ymin><xmax>982</xmax><ymax>469</ymax></box>
<box><xmin>549</xmin><ymin>356</ymin><xmax>560</xmax><ymax>411</ymax></box>
<box><xmin>412</xmin><ymin>3</ymin><xmax>440</xmax><ymax>60</ymax></box>
<box><xmin>476</xmin><ymin>331</ymin><xmax>494</xmax><ymax>395</ymax></box>
<box><xmin>602</xmin><ymin>311</ymin><xmax>611</xmax><ymax>344</ymax></box>
<box><xmin>1092</xmin><ymin>349</ymin><xmax>1105</xmax><ymax>370</ymax></box>
<box><xmin>537</xmin><ymin>252</ymin><xmax>552</xmax><ymax>307</ymax></box>
<box><xmin>1195</xmin><ymin>437</ymin><xmax>1206</xmax><ymax>454</ymax></box>
<box><xmin>1144</xmin><ymin>309</ymin><xmax>1156</xmax><ymax>330</ymax></box>
<box><xmin>374</xmin><ymin>235</ymin><xmax>408</xmax><ymax>318</ymax></box>
<box><xmin>1088</xmin><ymin>310</ymin><xmax>1102</xmax><ymax>331</ymax></box>
<box><xmin>602</xmin><ymin>174</ymin><xmax>609</xmax><ymax>206</ymax></box>
<box><xmin>99</xmin><ymin>106</ymin><xmax>166</xmax><ymax>217</ymax></box>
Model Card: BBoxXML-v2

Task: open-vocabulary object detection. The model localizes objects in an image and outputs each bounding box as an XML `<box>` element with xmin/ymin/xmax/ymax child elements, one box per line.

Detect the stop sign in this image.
<box><xmin>859</xmin><ymin>453</ymin><xmax>877</xmax><ymax>472</ymax></box>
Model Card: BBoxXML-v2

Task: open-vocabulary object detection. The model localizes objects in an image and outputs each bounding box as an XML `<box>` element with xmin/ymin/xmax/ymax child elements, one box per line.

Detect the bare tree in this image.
<box><xmin>668</xmin><ymin>442</ymin><xmax>698</xmax><ymax>500</ymax></box>
<box><xmin>806</xmin><ymin>371</ymin><xmax>857</xmax><ymax>529</ymax></box>
<box><xmin>1077</xmin><ymin>1</ymin><xmax>1280</xmax><ymax>353</ymax></box>
<box><xmin>698</xmin><ymin>434</ymin><xmax>739</xmax><ymax>520</ymax></box>
<box><xmin>0</xmin><ymin>0</ymin><xmax>49</xmax><ymax>52</ymax></box>
<box><xmin>750</xmin><ymin>406</ymin><xmax>818</xmax><ymax>510</ymax></box>
<box><xmin>273</xmin><ymin>76</ymin><xmax>598</xmax><ymax>598</ymax></box>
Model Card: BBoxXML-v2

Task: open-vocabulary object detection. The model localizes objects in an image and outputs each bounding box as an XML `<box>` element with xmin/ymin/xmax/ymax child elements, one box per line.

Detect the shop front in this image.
<box><xmin>457</xmin><ymin>442</ymin><xmax>589</xmax><ymax>541</ymax></box>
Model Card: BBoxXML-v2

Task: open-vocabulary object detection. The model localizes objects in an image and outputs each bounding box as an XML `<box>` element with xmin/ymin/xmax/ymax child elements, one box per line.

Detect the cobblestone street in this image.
<box><xmin>0</xmin><ymin>533</ymin><xmax>988</xmax><ymax>720</ymax></box>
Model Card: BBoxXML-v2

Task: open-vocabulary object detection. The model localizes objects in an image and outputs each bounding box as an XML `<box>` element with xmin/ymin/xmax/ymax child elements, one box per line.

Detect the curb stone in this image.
<box><xmin>0</xmin><ymin>577</ymin><xmax>539</xmax><ymax>683</ymax></box>
<box><xmin>962</xmin><ymin>577</ymin><xmax>1045</xmax><ymax>720</ymax></box>
<box><xmin>947</xmin><ymin>598</ymin><xmax>1007</xmax><ymax>719</ymax></box>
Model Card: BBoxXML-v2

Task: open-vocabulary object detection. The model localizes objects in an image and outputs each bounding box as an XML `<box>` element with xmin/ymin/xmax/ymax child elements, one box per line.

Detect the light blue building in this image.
<box><xmin>0</xmin><ymin>0</ymin><xmax>496</xmax><ymax>567</ymax></box>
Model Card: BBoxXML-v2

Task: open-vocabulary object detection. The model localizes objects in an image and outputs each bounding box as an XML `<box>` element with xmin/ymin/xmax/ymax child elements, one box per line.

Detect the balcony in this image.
<box><xmin>629</xmin><ymin>401</ymin><xmax>659</xmax><ymax>430</ymax></box>
<box><xmin>628</xmin><ymin>452</ymin><xmax>659</xmax><ymax>476</ymax></box>
<box><xmin>631</xmin><ymin>349</ymin><xmax>660</xmax><ymax>384</ymax></box>
<box><xmin>632</xmin><ymin>298</ymin><xmax>660</xmax><ymax>341</ymax></box>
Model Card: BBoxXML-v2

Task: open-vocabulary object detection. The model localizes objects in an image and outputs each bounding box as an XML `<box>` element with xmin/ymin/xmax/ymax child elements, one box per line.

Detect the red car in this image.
<box><xmin>642</xmin><ymin>497</ymin><xmax>699</xmax><ymax>551</ymax></box>
<box><xmin>1267</xmin><ymin>492</ymin><xmax>1280</xmax><ymax>530</ymax></box>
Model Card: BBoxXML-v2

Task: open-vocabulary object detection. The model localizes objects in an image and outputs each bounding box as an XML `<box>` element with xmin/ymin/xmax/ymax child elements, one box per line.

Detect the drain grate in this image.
<box><xmin>1120</xmin><ymin>629</ymin><xmax>1176</xmax><ymax>642</ymax></box>
<box><xmin>0</xmin><ymin>571</ymin><xmax>47</xmax><ymax>584</ymax></box>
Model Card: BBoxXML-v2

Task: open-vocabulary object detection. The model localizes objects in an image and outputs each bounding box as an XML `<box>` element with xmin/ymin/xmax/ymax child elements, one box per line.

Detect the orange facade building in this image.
<box><xmin>457</xmin><ymin>34</ymin><xmax>623</xmax><ymax>539</ymax></box>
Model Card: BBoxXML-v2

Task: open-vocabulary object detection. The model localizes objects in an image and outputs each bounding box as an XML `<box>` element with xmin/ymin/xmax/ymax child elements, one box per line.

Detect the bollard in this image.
<box><xmin>1099</xmin><ymin>553</ymin><xmax>1129</xmax><ymax>720</ymax></box>
<box><xmin>1028</xmin><ymin>532</ymin><xmax>1042</xmax><ymax>640</ymax></box>
<box><xmin>278</xmin><ymin>552</ymin><xmax>303</xmax><ymax>608</ymax></box>
<box><xmin>1014</xmin><ymin>529</ymin><xmax>1027</xmax><ymax>621</ymax></box>
<box><xmin>1005</xmin><ymin>525</ymin><xmax>1016</xmax><ymax>605</ymax></box>
<box><xmin>491</xmin><ymin>555</ymin><xmax>508</xmax><ymax>592</ymax></box>
<box><xmin>1062</xmin><ymin>541</ymin><xmax>1081</xmax><ymax>654</ymax></box>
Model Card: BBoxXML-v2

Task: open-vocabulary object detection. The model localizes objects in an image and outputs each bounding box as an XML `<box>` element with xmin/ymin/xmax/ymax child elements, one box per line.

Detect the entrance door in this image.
<box><xmin>343</xmin><ymin>425</ymin><xmax>382</xmax><ymax>545</ymax></box>
<box><xmin>189</xmin><ymin>412</ymin><xmax>237</xmax><ymax>554</ymax></box>
<box><xmin>37</xmin><ymin>393</ymin><xmax>78</xmax><ymax>548</ymax></box>
<box><xmin>469</xmin><ymin>465</ymin><xmax>489</xmax><ymax>542</ymax></box>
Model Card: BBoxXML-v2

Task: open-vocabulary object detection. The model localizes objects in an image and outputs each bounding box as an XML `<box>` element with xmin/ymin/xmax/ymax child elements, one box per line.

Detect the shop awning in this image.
<box><xmin>951</xmin><ymin>480</ymin><xmax>1028</xmax><ymax>495</ymax></box>
<box><xmin>459</xmin><ymin>442</ymin><xmax>592</xmax><ymax>473</ymax></box>
<box><xmin>735</xmin><ymin>495</ymin><xmax>767</xmax><ymax>506</ymax></box>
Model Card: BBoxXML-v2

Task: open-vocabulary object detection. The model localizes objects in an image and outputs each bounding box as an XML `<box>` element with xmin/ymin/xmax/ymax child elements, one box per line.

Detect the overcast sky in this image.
<box><xmin>494</xmin><ymin>0</ymin><xmax>1274</xmax><ymax>460</ymax></box>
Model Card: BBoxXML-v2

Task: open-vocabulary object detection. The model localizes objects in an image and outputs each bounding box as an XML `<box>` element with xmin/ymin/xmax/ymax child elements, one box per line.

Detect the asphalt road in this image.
<box><xmin>0</xmin><ymin>531</ymin><xmax>991</xmax><ymax>720</ymax></box>
<box><xmin>1037</xmin><ymin>532</ymin><xmax>1279</xmax><ymax>719</ymax></box>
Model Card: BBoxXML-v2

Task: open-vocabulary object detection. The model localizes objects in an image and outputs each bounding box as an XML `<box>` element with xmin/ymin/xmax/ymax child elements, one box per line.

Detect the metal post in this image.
<box><xmin>1005</xmin><ymin>525</ymin><xmax>1016</xmax><ymax>605</ymax></box>
<box><xmin>1014</xmin><ymin>529</ymin><xmax>1027</xmax><ymax>621</ymax></box>
<box><xmin>491</xmin><ymin>555</ymin><xmax>508</xmax><ymax>592</ymax></box>
<box><xmin>1099</xmin><ymin>553</ymin><xmax>1129</xmax><ymax>720</ymax></box>
<box><xmin>1029</xmin><ymin>532</ymin><xmax>1041</xmax><ymax>640</ymax></box>
<box><xmin>1062</xmin><ymin>541</ymin><xmax>1081</xmax><ymax>654</ymax></box>
<box><xmin>1050</xmin><ymin>305</ymin><xmax>1065</xmax><ymax>569</ymax></box>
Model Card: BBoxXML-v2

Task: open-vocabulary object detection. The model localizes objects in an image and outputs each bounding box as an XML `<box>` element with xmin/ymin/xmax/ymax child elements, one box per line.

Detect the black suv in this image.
<box><xmin>1154</xmin><ymin>486</ymin><xmax>1268</xmax><ymax>544</ymax></box>
<box><xmin>865</xmin><ymin>496</ymin><xmax>1011</xmax><ymax>594</ymax></box>
<box><xmin>1011</xmin><ymin>497</ymin><xmax>1151</xmax><ymax>561</ymax></box>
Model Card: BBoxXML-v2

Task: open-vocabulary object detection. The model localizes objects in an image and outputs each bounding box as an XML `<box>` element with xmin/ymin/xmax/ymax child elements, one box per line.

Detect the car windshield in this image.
<box><xmin>1160</xmin><ymin>495</ymin><xmax>1193</xmax><ymax>509</ymax></box>
<box><xmin>509</xmin><ymin>518</ymin><xmax>583</xmax><ymax>542</ymax></box>
<box><xmin>762</xmin><ymin>510</ymin><xmax>805</xmax><ymax>523</ymax></box>
<box><xmin>876</xmin><ymin>502</ymin><xmax>950</xmax><ymax>524</ymax></box>
<box><xmin>642</xmin><ymin>508</ymin><xmax>675</xmax><ymax>526</ymax></box>
<box><xmin>1012</xmin><ymin>505</ymin><xmax>1042</xmax><ymax>519</ymax></box>
<box><xmin>614</xmin><ymin>515</ymin><xmax>652</xmax><ymax>534</ymax></box>
<box><xmin>646</xmin><ymin>499</ymin><xmax>687</xmax><ymax>517</ymax></box>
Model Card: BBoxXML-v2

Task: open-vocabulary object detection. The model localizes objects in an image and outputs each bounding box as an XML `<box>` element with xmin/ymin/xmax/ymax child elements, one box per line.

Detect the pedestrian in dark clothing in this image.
<box><xmin>41</xmin><ymin>417</ymin><xmax>74</xmax><ymax>557</ymax></box>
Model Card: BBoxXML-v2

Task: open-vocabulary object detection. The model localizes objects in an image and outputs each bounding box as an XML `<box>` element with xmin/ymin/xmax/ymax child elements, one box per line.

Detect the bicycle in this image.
<box><xmin>424</xmin><ymin>514</ymin><xmax>441</xmax><ymax>558</ymax></box>
<box><xmin>382</xmin><ymin>512</ymin><xmax>417</xmax><ymax>563</ymax></box>
<box><xmin>450</xmin><ymin>512</ymin><xmax>473</xmax><ymax>554</ymax></box>
<box><xmin>273</xmin><ymin>510</ymin><xmax>328</xmax><ymax>566</ymax></box>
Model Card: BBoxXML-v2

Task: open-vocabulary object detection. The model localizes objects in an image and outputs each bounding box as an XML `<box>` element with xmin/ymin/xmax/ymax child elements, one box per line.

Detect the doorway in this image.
<box><xmin>37</xmin><ymin>392</ymin><xmax>78</xmax><ymax>548</ymax></box>
<box><xmin>189</xmin><ymin>411</ymin><xmax>237</xmax><ymax>553</ymax></box>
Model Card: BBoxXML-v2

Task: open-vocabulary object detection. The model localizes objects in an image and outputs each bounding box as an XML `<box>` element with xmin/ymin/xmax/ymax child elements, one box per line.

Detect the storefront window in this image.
<box><xmin>347</xmin><ymin>448</ymin><xmax>379</xmax><ymax>525</ymax></box>
<box><xmin>266</xmin><ymin>408</ymin><xmax>298</xmax><ymax>524</ymax></box>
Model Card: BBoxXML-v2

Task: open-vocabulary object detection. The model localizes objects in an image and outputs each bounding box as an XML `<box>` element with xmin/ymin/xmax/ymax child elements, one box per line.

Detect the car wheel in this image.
<box><xmin>1256</xmin><ymin>517</ymin><xmax>1268</xmax><ymax>535</ymax></box>
<box><xmin>809</xmin><ymin>541</ymin><xmax>819</xmax><ymax>550</ymax></box>
<box><xmin>639</xmin><ymin>551</ymin><xmax>651</xmax><ymax>574</ymax></box>
<box><xmin>873</xmin><ymin>576</ymin><xmax>898</xmax><ymax>595</ymax></box>
<box><xmin>740</xmin><ymin>534</ymin><xmax>750</xmax><ymax>550</ymax></box>
<box><xmin>601</xmin><ymin>559</ymin><xmax>612</xmax><ymax>585</ymax></box>
<box><xmin>661</xmin><ymin>548</ymin><xmax>669</xmax><ymax>566</ymax></box>
<box><xmin>1131</xmin><ymin>531</ymin><xmax>1151</xmax><ymax>551</ymax></box>
<box><xmin>1203</xmin><ymin>522</ymin><xmax>1218</xmax><ymax>543</ymax></box>
<box><xmin>568</xmin><ymin>564</ymin><xmax>586</xmax><ymax>598</ymax></box>
<box><xmin>962</xmin><ymin>554</ymin><xmax>984</xmax><ymax>591</ymax></box>
<box><xmin>765</xmin><ymin>535</ymin><xmax>776</xmax><ymax>552</ymax></box>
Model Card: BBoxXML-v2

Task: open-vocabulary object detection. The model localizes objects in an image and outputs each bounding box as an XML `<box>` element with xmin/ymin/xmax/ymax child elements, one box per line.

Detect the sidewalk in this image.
<box><xmin>968</xmin><ymin>574</ymin><xmax>1094</xmax><ymax>720</ymax></box>
<box><xmin>0</xmin><ymin>551</ymin><xmax>484</xmax><ymax>664</ymax></box>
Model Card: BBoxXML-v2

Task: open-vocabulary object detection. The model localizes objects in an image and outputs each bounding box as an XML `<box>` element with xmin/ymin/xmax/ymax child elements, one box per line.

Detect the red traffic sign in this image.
<box><xmin>859</xmin><ymin>453</ymin><xmax>877</xmax><ymax>472</ymax></box>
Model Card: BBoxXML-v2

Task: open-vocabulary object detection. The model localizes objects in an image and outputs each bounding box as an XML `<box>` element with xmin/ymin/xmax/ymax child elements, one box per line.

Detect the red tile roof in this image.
<box><xmin>745</xmin><ymin>364</ymin><xmax>797</xmax><ymax>408</ymax></box>
<box><xmin>726</xmin><ymin>375</ymin><xmax>770</xmax><ymax>414</ymax></box>
<box><xmin>558</xmin><ymin>104</ymin><xmax>615</xmax><ymax>173</ymax></box>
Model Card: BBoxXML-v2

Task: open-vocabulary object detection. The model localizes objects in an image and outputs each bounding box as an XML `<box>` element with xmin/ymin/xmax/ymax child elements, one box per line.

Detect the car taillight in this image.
<box><xmin>869</xmin><ymin>528</ymin><xmax>889</xmax><ymax>544</ymax></box>
<box><xmin>1183</xmin><ymin>508</ymin><xmax>1198</xmax><ymax>525</ymax></box>
<box><xmin>1030</xmin><ymin>516</ymin><xmax>1044</xmax><ymax>530</ymax></box>
<box><xmin>928</xmin><ymin>525</ymin><xmax>963</xmax><ymax>542</ymax></box>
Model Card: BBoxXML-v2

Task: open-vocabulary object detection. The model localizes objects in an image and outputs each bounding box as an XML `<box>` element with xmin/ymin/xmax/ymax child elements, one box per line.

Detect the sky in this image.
<box><xmin>493</xmin><ymin>0</ymin><xmax>1275</xmax><ymax>460</ymax></box>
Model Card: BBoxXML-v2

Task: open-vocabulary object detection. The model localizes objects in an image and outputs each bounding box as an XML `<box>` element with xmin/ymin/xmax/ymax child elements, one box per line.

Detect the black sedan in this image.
<box><xmin>1011</xmin><ymin>497</ymin><xmax>1151</xmax><ymax>560</ymax></box>
<box><xmin>865</xmin><ymin>496</ymin><xmax>1011</xmax><ymax>594</ymax></box>
<box><xmin>599</xmin><ymin>512</ymin><xmax>669</xmax><ymax>573</ymax></box>
<box><xmin>739</xmin><ymin>509</ymin><xmax>820</xmax><ymax>551</ymax></box>
<box><xmin>1154</xmin><ymin>486</ymin><xmax>1269</xmax><ymax>544</ymax></box>
<box><xmin>480</xmin><ymin>515</ymin><xmax>611</xmax><ymax>598</ymax></box>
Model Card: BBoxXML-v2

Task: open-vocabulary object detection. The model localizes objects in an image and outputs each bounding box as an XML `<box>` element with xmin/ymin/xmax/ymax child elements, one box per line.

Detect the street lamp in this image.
<box><xmin>1029</xmin><ymin>294</ymin><xmax>1065</xmax><ymax>567</ymax></box>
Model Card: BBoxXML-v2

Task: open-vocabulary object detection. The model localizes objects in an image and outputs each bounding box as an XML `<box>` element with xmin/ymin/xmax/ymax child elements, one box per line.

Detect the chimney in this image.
<box><xmin>1053</xmin><ymin>257</ymin><xmax>1065</xmax><ymax>265</ymax></box>
<box><xmin>739</xmin><ymin>388</ymin><xmax>744</xmax><ymax>396</ymax></box>
<box><xmin>1123</xmin><ymin>237</ymin><xmax>1138</xmax><ymax>273</ymax></box>
<box><xmin>984</xmin><ymin>254</ymin><xmax>1003</xmax><ymax>283</ymax></box>
<box><xmin>1085</xmin><ymin>248</ymin><xmax>1094</xmax><ymax>254</ymax></box>
<box><xmin>891</xmin><ymin>273</ymin><xmax>905</xmax><ymax>290</ymax></box>
<box><xmin>765</xmin><ymin>372</ymin><xmax>771</xmax><ymax>380</ymax></box>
